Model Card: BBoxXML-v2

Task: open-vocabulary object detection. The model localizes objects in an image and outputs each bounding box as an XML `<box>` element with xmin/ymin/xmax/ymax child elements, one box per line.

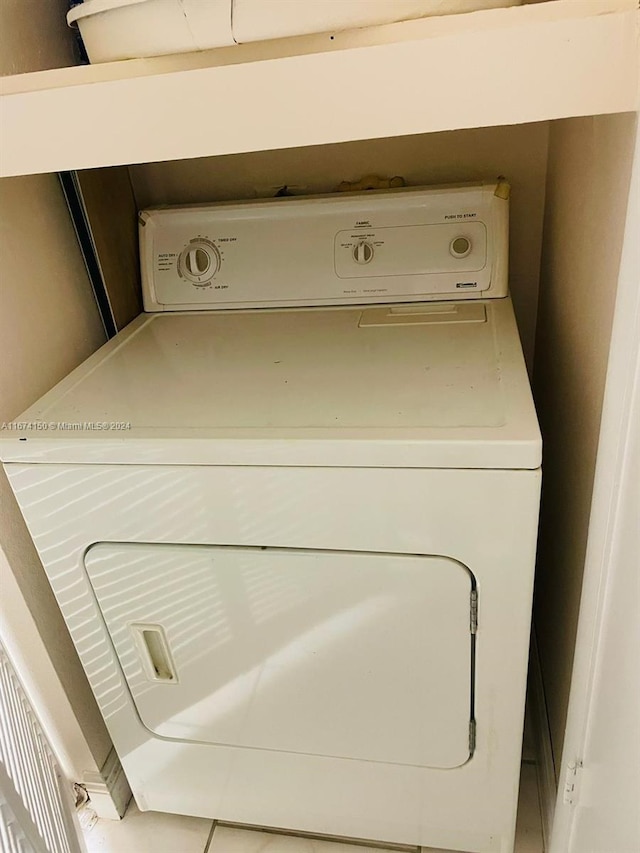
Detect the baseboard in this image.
<box><xmin>83</xmin><ymin>748</ymin><xmax>131</xmax><ymax>820</ymax></box>
<box><xmin>529</xmin><ymin>630</ymin><xmax>557</xmax><ymax>849</ymax></box>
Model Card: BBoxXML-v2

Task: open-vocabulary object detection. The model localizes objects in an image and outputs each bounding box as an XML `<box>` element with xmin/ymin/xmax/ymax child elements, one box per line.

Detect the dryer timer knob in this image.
<box><xmin>179</xmin><ymin>241</ymin><xmax>221</xmax><ymax>283</ymax></box>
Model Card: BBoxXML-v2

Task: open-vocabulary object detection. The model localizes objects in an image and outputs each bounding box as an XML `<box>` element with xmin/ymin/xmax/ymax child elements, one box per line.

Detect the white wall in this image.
<box><xmin>549</xmin><ymin>113</ymin><xmax>640</xmax><ymax>853</ymax></box>
<box><xmin>0</xmin><ymin>545</ymin><xmax>99</xmax><ymax>779</ymax></box>
<box><xmin>569</xmin><ymin>310</ymin><xmax>640</xmax><ymax>853</ymax></box>
<box><xmin>130</xmin><ymin>121</ymin><xmax>549</xmax><ymax>367</ymax></box>
<box><xmin>0</xmin><ymin>175</ymin><xmax>106</xmax><ymax>416</ymax></box>
<box><xmin>533</xmin><ymin>112</ymin><xmax>637</xmax><ymax>775</ymax></box>
<box><xmin>0</xmin><ymin>0</ymin><xmax>113</xmax><ymax>779</ymax></box>
<box><xmin>0</xmin><ymin>172</ymin><xmax>112</xmax><ymax>777</ymax></box>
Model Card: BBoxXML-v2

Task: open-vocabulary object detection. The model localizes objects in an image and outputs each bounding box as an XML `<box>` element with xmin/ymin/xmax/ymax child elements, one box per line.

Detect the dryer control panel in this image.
<box><xmin>140</xmin><ymin>182</ymin><xmax>509</xmax><ymax>311</ymax></box>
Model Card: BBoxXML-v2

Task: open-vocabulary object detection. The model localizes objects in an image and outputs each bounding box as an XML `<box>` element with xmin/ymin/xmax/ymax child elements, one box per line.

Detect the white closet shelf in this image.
<box><xmin>1</xmin><ymin>0</ymin><xmax>638</xmax><ymax>178</ymax></box>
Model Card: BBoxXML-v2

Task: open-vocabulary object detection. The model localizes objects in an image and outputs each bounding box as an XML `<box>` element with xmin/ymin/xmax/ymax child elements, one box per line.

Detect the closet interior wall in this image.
<box><xmin>533</xmin><ymin>111</ymin><xmax>637</xmax><ymax>775</ymax></box>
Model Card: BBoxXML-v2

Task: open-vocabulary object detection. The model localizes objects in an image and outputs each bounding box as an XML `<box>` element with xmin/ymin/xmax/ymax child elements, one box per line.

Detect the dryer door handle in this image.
<box><xmin>131</xmin><ymin>623</ymin><xmax>178</xmax><ymax>683</ymax></box>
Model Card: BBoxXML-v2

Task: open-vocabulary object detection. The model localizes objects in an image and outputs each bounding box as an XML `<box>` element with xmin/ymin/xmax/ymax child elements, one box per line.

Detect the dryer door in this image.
<box><xmin>85</xmin><ymin>543</ymin><xmax>474</xmax><ymax>769</ymax></box>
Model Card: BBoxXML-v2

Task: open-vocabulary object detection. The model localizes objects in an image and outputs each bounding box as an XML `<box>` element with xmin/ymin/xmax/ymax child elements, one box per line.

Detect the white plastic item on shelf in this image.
<box><xmin>67</xmin><ymin>0</ymin><xmax>235</xmax><ymax>62</ymax></box>
<box><xmin>68</xmin><ymin>0</ymin><xmax>523</xmax><ymax>64</ymax></box>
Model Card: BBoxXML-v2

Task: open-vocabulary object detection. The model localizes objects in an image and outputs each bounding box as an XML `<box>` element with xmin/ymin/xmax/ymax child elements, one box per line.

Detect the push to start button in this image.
<box><xmin>450</xmin><ymin>236</ymin><xmax>472</xmax><ymax>259</ymax></box>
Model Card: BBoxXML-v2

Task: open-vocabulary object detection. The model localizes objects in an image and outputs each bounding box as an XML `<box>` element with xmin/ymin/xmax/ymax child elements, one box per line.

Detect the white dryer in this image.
<box><xmin>1</xmin><ymin>183</ymin><xmax>541</xmax><ymax>853</ymax></box>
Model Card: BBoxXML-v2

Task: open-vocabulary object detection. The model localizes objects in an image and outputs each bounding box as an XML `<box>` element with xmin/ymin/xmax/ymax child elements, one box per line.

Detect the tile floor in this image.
<box><xmin>81</xmin><ymin>762</ymin><xmax>544</xmax><ymax>853</ymax></box>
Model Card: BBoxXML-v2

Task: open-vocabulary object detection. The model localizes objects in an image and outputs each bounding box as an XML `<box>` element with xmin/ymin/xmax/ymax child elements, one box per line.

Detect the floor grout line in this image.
<box><xmin>214</xmin><ymin>822</ymin><xmax>419</xmax><ymax>851</ymax></box>
<box><xmin>202</xmin><ymin>819</ymin><xmax>217</xmax><ymax>853</ymax></box>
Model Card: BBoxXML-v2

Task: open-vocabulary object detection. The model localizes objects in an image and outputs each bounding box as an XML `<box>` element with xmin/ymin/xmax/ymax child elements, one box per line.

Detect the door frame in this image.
<box><xmin>550</xmin><ymin>115</ymin><xmax>639</xmax><ymax>853</ymax></box>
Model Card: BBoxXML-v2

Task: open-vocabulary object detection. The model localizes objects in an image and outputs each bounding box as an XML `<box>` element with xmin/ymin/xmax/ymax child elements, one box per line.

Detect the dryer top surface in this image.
<box><xmin>1</xmin><ymin>297</ymin><xmax>540</xmax><ymax>469</ymax></box>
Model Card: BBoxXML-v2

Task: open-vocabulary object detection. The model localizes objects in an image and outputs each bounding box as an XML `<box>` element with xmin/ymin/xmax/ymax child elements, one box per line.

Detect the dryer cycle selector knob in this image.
<box><xmin>353</xmin><ymin>241</ymin><xmax>374</xmax><ymax>265</ymax></box>
<box><xmin>179</xmin><ymin>241</ymin><xmax>221</xmax><ymax>284</ymax></box>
